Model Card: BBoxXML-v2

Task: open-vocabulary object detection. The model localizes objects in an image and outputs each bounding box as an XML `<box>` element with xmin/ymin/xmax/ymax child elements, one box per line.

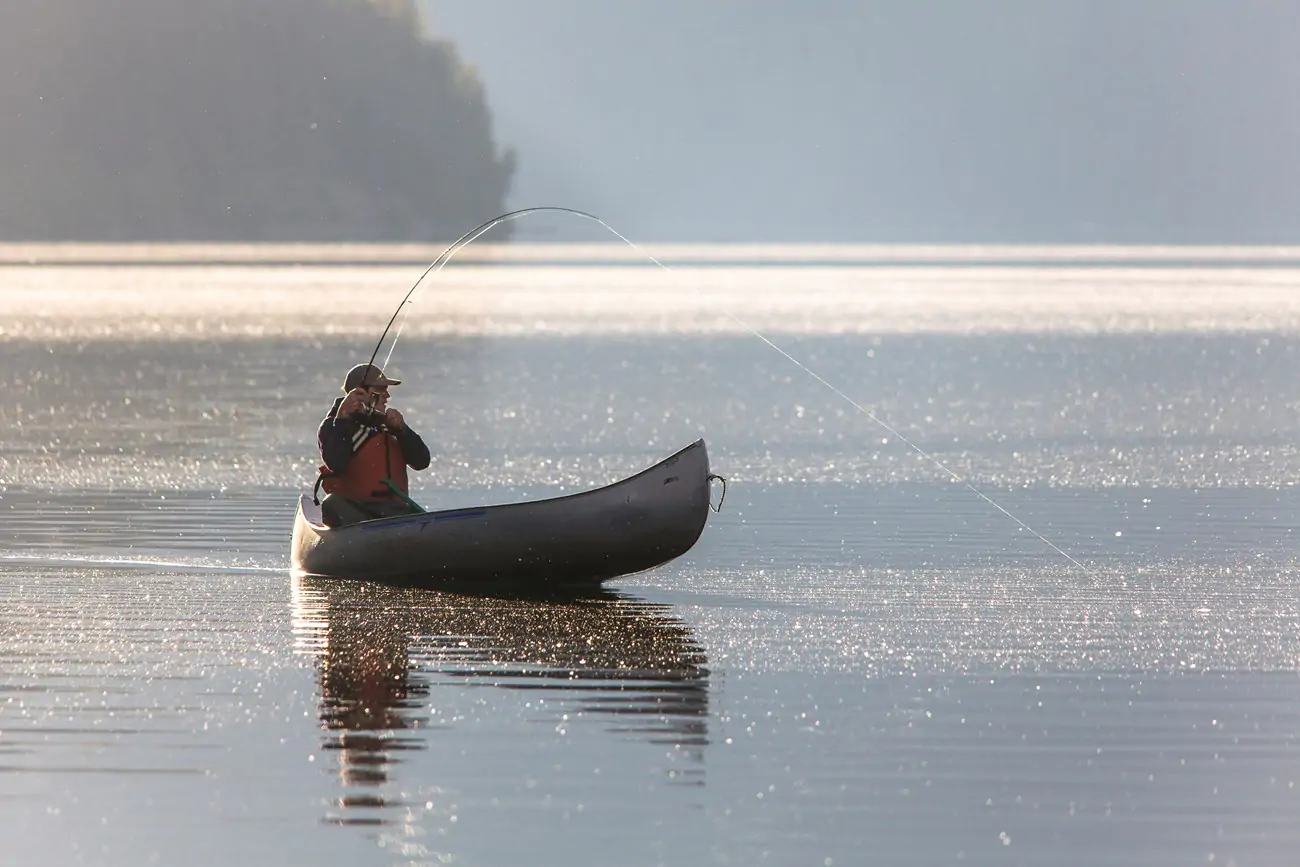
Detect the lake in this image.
<box><xmin>3</xmin><ymin>245</ymin><xmax>1300</xmax><ymax>865</ymax></box>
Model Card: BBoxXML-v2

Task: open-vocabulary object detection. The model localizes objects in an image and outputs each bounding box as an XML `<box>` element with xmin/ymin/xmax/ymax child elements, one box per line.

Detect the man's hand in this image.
<box><xmin>339</xmin><ymin>387</ymin><xmax>370</xmax><ymax>418</ymax></box>
<box><xmin>385</xmin><ymin>408</ymin><xmax>405</xmax><ymax>430</ymax></box>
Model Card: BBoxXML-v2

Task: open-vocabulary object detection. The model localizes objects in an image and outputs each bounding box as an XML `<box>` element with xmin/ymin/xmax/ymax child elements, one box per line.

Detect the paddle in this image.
<box><xmin>382</xmin><ymin>478</ymin><xmax>426</xmax><ymax>514</ymax></box>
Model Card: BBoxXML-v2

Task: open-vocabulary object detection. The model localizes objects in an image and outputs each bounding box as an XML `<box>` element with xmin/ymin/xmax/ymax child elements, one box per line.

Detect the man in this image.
<box><xmin>316</xmin><ymin>363</ymin><xmax>431</xmax><ymax>526</ymax></box>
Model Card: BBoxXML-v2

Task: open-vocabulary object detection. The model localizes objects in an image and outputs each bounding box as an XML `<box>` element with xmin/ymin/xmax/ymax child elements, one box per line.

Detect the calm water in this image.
<box><xmin>4</xmin><ymin>250</ymin><xmax>1300</xmax><ymax>865</ymax></box>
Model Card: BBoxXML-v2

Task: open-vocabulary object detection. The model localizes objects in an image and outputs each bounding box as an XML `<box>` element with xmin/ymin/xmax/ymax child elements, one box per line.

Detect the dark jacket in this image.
<box><xmin>318</xmin><ymin>397</ymin><xmax>431</xmax><ymax>475</ymax></box>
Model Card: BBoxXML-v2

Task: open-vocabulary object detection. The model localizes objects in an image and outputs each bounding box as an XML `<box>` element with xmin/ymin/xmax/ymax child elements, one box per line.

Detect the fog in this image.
<box><xmin>3</xmin><ymin>2</ymin><xmax>1297</xmax><ymax>243</ymax></box>
<box><xmin>426</xmin><ymin>1</ymin><xmax>1300</xmax><ymax>243</ymax></box>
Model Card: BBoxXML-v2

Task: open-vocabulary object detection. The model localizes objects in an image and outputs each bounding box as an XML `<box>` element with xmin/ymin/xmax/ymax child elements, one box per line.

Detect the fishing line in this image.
<box><xmin>372</xmin><ymin>208</ymin><xmax>1096</xmax><ymax>579</ymax></box>
<box><xmin>594</xmin><ymin>225</ymin><xmax>1098</xmax><ymax>580</ymax></box>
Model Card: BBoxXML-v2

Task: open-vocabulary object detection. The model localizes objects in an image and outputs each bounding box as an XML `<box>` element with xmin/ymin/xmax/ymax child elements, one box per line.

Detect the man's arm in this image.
<box><xmin>394</xmin><ymin>425</ymin><xmax>431</xmax><ymax>471</ymax></box>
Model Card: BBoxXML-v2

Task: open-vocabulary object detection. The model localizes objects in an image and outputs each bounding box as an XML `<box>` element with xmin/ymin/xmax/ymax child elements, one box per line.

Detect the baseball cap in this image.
<box><xmin>343</xmin><ymin>363</ymin><xmax>402</xmax><ymax>392</ymax></box>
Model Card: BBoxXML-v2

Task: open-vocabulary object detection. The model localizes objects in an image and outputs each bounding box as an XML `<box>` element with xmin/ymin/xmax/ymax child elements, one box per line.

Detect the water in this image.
<box><xmin>4</xmin><ymin>248</ymin><xmax>1300</xmax><ymax>865</ymax></box>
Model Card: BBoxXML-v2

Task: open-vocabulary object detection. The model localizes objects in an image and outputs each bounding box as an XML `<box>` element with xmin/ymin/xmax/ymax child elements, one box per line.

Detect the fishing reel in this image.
<box><xmin>355</xmin><ymin>404</ymin><xmax>388</xmax><ymax>427</ymax></box>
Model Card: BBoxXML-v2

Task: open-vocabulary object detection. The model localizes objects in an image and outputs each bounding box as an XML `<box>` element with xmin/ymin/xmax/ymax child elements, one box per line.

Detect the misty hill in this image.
<box><xmin>427</xmin><ymin>1</ymin><xmax>1300</xmax><ymax>244</ymax></box>
<box><xmin>0</xmin><ymin>0</ymin><xmax>513</xmax><ymax>241</ymax></box>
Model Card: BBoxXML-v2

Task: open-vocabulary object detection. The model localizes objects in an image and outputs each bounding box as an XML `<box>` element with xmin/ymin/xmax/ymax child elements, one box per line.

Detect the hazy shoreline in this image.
<box><xmin>3</xmin><ymin>259</ymin><xmax>1300</xmax><ymax>340</ymax></box>
<box><xmin>8</xmin><ymin>242</ymin><xmax>1300</xmax><ymax>267</ymax></box>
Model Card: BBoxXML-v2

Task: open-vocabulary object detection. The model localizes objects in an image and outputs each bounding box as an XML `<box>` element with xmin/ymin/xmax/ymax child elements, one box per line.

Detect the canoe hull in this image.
<box><xmin>291</xmin><ymin>439</ymin><xmax>712</xmax><ymax>588</ymax></box>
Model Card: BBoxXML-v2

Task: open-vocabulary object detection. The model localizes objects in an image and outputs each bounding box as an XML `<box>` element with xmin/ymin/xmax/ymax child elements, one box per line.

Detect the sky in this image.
<box><xmin>422</xmin><ymin>1</ymin><xmax>1300</xmax><ymax>244</ymax></box>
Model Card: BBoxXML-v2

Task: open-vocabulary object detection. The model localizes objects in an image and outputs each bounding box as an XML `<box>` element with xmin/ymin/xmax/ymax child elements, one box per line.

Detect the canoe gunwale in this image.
<box><xmin>299</xmin><ymin>437</ymin><xmax>706</xmax><ymax>534</ymax></box>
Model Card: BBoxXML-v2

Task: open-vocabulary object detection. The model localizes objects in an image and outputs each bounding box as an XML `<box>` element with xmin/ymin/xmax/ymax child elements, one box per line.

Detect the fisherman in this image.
<box><xmin>316</xmin><ymin>363</ymin><xmax>431</xmax><ymax>526</ymax></box>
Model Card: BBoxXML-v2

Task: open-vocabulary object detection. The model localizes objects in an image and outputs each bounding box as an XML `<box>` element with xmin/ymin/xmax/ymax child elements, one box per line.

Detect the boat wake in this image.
<box><xmin>0</xmin><ymin>552</ymin><xmax>285</xmax><ymax>575</ymax></box>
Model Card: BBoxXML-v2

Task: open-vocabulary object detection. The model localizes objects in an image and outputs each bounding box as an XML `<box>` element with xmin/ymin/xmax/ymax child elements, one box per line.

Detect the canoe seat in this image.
<box><xmin>320</xmin><ymin>493</ymin><xmax>423</xmax><ymax>527</ymax></box>
<box><xmin>320</xmin><ymin>494</ymin><xmax>374</xmax><ymax>528</ymax></box>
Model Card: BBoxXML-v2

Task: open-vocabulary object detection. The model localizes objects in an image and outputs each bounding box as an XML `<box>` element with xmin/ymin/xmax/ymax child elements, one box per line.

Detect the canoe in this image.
<box><xmin>290</xmin><ymin>439</ymin><xmax>716</xmax><ymax>588</ymax></box>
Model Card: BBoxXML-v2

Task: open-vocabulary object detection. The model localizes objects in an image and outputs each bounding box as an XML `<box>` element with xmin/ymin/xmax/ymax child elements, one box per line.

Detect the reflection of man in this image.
<box><xmin>319</xmin><ymin>628</ymin><xmax>428</xmax><ymax>790</ymax></box>
<box><xmin>316</xmin><ymin>363</ymin><xmax>430</xmax><ymax>525</ymax></box>
<box><xmin>293</xmin><ymin>575</ymin><xmax>711</xmax><ymax>824</ymax></box>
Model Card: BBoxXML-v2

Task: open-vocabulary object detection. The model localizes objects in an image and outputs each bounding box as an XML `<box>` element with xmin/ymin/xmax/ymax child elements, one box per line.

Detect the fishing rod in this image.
<box><xmin>365</xmin><ymin>206</ymin><xmax>603</xmax><ymax>376</ymax></box>
<box><xmin>366</xmin><ymin>208</ymin><xmax>1096</xmax><ymax>580</ymax></box>
<box><xmin>353</xmin><ymin>207</ymin><xmax>603</xmax><ymax>424</ymax></box>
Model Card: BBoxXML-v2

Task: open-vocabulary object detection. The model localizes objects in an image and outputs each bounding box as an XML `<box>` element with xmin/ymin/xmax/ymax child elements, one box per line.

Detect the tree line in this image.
<box><xmin>0</xmin><ymin>0</ymin><xmax>515</xmax><ymax>241</ymax></box>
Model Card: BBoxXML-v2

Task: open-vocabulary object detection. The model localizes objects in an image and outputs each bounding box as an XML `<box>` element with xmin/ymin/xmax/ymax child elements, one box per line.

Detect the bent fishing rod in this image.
<box><xmin>363</xmin><ymin>207</ymin><xmax>1097</xmax><ymax>580</ymax></box>
<box><xmin>364</xmin><ymin>206</ymin><xmax>603</xmax><ymax>375</ymax></box>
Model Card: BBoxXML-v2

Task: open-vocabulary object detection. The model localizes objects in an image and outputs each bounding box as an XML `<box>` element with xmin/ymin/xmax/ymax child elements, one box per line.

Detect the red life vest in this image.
<box><xmin>319</xmin><ymin>430</ymin><xmax>409</xmax><ymax>501</ymax></box>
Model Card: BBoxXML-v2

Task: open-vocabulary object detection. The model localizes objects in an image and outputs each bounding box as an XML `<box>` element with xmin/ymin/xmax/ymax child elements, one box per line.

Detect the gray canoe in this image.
<box><xmin>291</xmin><ymin>439</ymin><xmax>714</xmax><ymax>588</ymax></box>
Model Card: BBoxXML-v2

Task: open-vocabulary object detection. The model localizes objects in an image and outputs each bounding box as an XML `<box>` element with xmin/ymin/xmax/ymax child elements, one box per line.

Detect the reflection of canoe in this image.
<box><xmin>291</xmin><ymin>439</ymin><xmax>714</xmax><ymax>588</ymax></box>
<box><xmin>290</xmin><ymin>575</ymin><xmax>710</xmax><ymax>824</ymax></box>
